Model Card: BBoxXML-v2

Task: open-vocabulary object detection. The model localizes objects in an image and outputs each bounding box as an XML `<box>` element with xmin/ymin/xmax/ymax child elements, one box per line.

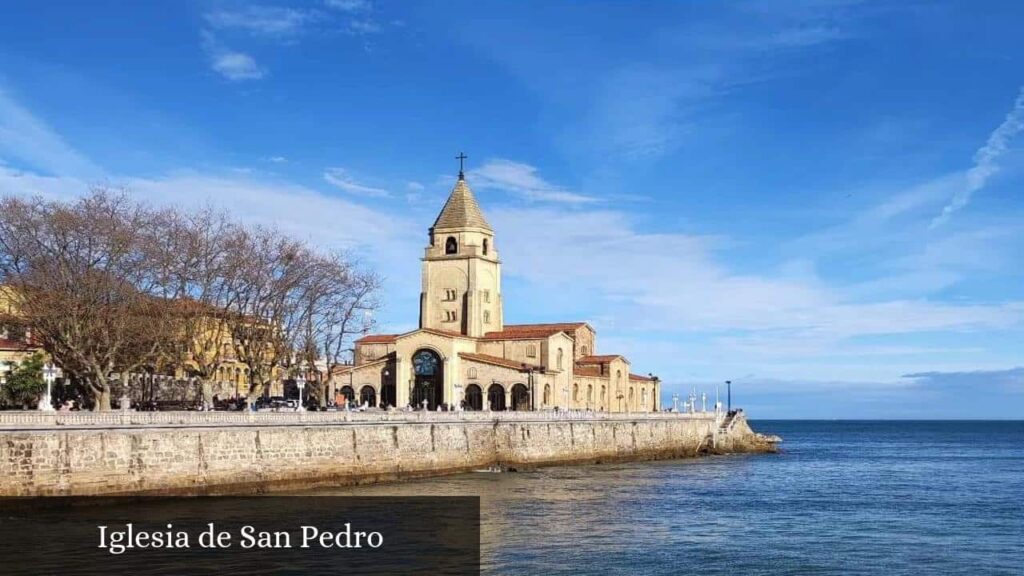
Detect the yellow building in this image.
<box><xmin>0</xmin><ymin>285</ymin><xmax>42</xmax><ymax>384</ymax></box>
<box><xmin>332</xmin><ymin>170</ymin><xmax>660</xmax><ymax>412</ymax></box>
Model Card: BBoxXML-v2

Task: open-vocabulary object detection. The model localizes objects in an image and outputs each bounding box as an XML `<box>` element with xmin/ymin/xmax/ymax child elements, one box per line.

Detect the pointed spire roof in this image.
<box><xmin>433</xmin><ymin>176</ymin><xmax>492</xmax><ymax>231</ymax></box>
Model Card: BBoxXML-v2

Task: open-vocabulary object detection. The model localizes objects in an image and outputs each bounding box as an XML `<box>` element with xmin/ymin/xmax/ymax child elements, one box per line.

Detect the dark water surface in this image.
<box><xmin>321</xmin><ymin>421</ymin><xmax>1024</xmax><ymax>575</ymax></box>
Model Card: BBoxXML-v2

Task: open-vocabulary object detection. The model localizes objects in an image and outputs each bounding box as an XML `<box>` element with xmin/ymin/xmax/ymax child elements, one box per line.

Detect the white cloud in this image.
<box><xmin>325</xmin><ymin>0</ymin><xmax>371</xmax><ymax>13</ymax></box>
<box><xmin>210</xmin><ymin>51</ymin><xmax>266</xmax><ymax>81</ymax></box>
<box><xmin>491</xmin><ymin>206</ymin><xmax>1024</xmax><ymax>340</ymax></box>
<box><xmin>931</xmin><ymin>86</ymin><xmax>1024</xmax><ymax>228</ymax></box>
<box><xmin>205</xmin><ymin>6</ymin><xmax>318</xmax><ymax>38</ymax></box>
<box><xmin>202</xmin><ymin>32</ymin><xmax>265</xmax><ymax>81</ymax></box>
<box><xmin>347</xmin><ymin>19</ymin><xmax>381</xmax><ymax>35</ymax></box>
<box><xmin>266</xmin><ymin>156</ymin><xmax>288</xmax><ymax>163</ymax></box>
<box><xmin>0</xmin><ymin>86</ymin><xmax>104</xmax><ymax>178</ymax></box>
<box><xmin>323</xmin><ymin>167</ymin><xmax>390</xmax><ymax>197</ymax></box>
<box><xmin>469</xmin><ymin>159</ymin><xmax>597</xmax><ymax>204</ymax></box>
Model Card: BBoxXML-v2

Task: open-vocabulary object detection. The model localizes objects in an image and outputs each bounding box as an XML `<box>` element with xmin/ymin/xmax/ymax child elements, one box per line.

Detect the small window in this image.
<box><xmin>557</xmin><ymin>348</ymin><xmax>564</xmax><ymax>370</ymax></box>
<box><xmin>581</xmin><ymin>345</ymin><xmax>588</xmax><ymax>356</ymax></box>
<box><xmin>467</xmin><ymin>367</ymin><xmax>478</xmax><ymax>379</ymax></box>
<box><xmin>483</xmin><ymin>310</ymin><xmax>491</xmax><ymax>324</ymax></box>
<box><xmin>483</xmin><ymin>290</ymin><xmax>490</xmax><ymax>303</ymax></box>
<box><xmin>445</xmin><ymin>236</ymin><xmax>458</xmax><ymax>254</ymax></box>
<box><xmin>444</xmin><ymin>288</ymin><xmax>457</xmax><ymax>302</ymax></box>
<box><xmin>526</xmin><ymin>344</ymin><xmax>537</xmax><ymax>358</ymax></box>
<box><xmin>445</xmin><ymin>310</ymin><xmax>458</xmax><ymax>322</ymax></box>
<box><xmin>482</xmin><ymin>238</ymin><xmax>489</xmax><ymax>255</ymax></box>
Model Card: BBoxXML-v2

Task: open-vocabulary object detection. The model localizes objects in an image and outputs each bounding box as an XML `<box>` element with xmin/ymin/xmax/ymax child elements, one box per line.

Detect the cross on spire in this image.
<box><xmin>456</xmin><ymin>152</ymin><xmax>468</xmax><ymax>180</ymax></box>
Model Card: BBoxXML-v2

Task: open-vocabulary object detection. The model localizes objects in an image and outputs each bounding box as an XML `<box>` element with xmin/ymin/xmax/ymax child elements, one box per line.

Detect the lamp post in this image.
<box><xmin>296</xmin><ymin>373</ymin><xmax>306</xmax><ymax>412</ymax></box>
<box><xmin>672</xmin><ymin>393</ymin><xmax>679</xmax><ymax>412</ymax></box>
<box><xmin>39</xmin><ymin>363</ymin><xmax>57</xmax><ymax>412</ymax></box>
<box><xmin>726</xmin><ymin>380</ymin><xmax>731</xmax><ymax>413</ymax></box>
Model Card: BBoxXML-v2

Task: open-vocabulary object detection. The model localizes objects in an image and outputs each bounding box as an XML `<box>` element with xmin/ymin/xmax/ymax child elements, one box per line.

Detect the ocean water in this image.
<box><xmin>322</xmin><ymin>420</ymin><xmax>1024</xmax><ymax>575</ymax></box>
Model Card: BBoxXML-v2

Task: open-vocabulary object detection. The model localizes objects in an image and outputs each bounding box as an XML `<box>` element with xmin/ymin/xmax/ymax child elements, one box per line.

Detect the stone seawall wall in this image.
<box><xmin>0</xmin><ymin>415</ymin><xmax>765</xmax><ymax>497</ymax></box>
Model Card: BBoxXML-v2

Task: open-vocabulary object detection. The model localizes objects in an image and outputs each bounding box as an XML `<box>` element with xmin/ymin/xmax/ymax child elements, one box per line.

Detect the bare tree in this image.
<box><xmin>0</xmin><ymin>189</ymin><xmax>383</xmax><ymax>410</ymax></box>
<box><xmin>0</xmin><ymin>191</ymin><xmax>175</xmax><ymax>409</ymax></box>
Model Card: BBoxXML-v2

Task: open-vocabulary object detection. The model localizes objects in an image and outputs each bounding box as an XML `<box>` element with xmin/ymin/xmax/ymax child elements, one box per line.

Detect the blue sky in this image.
<box><xmin>1</xmin><ymin>1</ymin><xmax>1022</xmax><ymax>418</ymax></box>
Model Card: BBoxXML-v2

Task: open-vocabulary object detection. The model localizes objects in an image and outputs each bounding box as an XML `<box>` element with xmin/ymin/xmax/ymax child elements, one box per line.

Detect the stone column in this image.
<box><xmin>504</xmin><ymin>388</ymin><xmax>512</xmax><ymax>411</ymax></box>
<box><xmin>395</xmin><ymin>356</ymin><xmax>410</xmax><ymax>408</ymax></box>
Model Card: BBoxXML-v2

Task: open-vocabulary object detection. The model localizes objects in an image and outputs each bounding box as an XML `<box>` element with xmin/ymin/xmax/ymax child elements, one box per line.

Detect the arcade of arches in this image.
<box><xmin>331</xmin><ymin>170</ymin><xmax>661</xmax><ymax>412</ymax></box>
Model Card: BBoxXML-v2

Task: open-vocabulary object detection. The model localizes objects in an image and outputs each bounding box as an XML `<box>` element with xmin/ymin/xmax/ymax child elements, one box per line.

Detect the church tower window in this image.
<box><xmin>482</xmin><ymin>238</ymin><xmax>489</xmax><ymax>255</ymax></box>
<box><xmin>444</xmin><ymin>310</ymin><xmax>458</xmax><ymax>322</ymax></box>
<box><xmin>445</xmin><ymin>237</ymin><xmax>458</xmax><ymax>254</ymax></box>
<box><xmin>557</xmin><ymin>348</ymin><xmax>564</xmax><ymax>370</ymax></box>
<box><xmin>483</xmin><ymin>310</ymin><xmax>491</xmax><ymax>324</ymax></box>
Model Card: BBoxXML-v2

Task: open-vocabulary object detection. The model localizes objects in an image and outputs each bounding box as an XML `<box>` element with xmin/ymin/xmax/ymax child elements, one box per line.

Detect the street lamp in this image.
<box><xmin>725</xmin><ymin>380</ymin><xmax>732</xmax><ymax>413</ymax></box>
<box><xmin>296</xmin><ymin>373</ymin><xmax>306</xmax><ymax>412</ymax></box>
<box><xmin>39</xmin><ymin>363</ymin><xmax>57</xmax><ymax>412</ymax></box>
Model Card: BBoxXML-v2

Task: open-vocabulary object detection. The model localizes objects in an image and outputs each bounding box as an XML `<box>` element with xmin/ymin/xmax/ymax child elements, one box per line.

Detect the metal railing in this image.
<box><xmin>0</xmin><ymin>408</ymin><xmax>719</xmax><ymax>429</ymax></box>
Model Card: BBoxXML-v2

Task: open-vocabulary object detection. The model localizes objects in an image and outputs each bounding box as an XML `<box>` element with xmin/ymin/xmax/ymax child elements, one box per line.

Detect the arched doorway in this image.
<box><xmin>360</xmin><ymin>385</ymin><xmax>377</xmax><ymax>407</ymax></box>
<box><xmin>340</xmin><ymin>385</ymin><xmax>355</xmax><ymax>407</ymax></box>
<box><xmin>487</xmin><ymin>384</ymin><xmax>506</xmax><ymax>411</ymax></box>
<box><xmin>465</xmin><ymin>384</ymin><xmax>483</xmax><ymax>411</ymax></box>
<box><xmin>412</xmin><ymin>349</ymin><xmax>443</xmax><ymax>410</ymax></box>
<box><xmin>511</xmin><ymin>383</ymin><xmax>530</xmax><ymax>411</ymax></box>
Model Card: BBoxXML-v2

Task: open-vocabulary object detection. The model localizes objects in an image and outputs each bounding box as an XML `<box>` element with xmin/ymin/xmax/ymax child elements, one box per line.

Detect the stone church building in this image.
<box><xmin>332</xmin><ymin>169</ymin><xmax>660</xmax><ymax>413</ymax></box>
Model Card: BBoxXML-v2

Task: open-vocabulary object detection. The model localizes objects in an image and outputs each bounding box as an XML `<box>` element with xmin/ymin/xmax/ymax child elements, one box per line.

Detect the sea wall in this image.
<box><xmin>0</xmin><ymin>412</ymin><xmax>773</xmax><ymax>497</ymax></box>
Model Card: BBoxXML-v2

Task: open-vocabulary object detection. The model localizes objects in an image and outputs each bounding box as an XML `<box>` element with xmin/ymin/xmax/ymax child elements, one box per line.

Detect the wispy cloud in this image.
<box><xmin>931</xmin><ymin>86</ymin><xmax>1024</xmax><ymax>228</ymax></box>
<box><xmin>0</xmin><ymin>86</ymin><xmax>104</xmax><ymax>178</ymax></box>
<box><xmin>210</xmin><ymin>51</ymin><xmax>265</xmax><ymax>81</ymax></box>
<box><xmin>325</xmin><ymin>0</ymin><xmax>371</xmax><ymax>13</ymax></box>
<box><xmin>323</xmin><ymin>167</ymin><xmax>390</xmax><ymax>197</ymax></box>
<box><xmin>902</xmin><ymin>367</ymin><xmax>1024</xmax><ymax>390</ymax></box>
<box><xmin>204</xmin><ymin>6</ymin><xmax>319</xmax><ymax>39</ymax></box>
<box><xmin>202</xmin><ymin>32</ymin><xmax>265</xmax><ymax>81</ymax></box>
<box><xmin>469</xmin><ymin>159</ymin><xmax>597</xmax><ymax>204</ymax></box>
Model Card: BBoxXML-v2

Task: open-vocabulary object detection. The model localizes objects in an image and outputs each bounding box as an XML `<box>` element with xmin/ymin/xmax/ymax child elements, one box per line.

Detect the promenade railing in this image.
<box><xmin>0</xmin><ymin>408</ymin><xmax>720</xmax><ymax>430</ymax></box>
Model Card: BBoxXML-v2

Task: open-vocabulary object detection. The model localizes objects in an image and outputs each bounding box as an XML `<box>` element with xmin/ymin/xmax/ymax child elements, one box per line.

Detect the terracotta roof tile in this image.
<box><xmin>577</xmin><ymin>354</ymin><xmax>626</xmax><ymax>364</ymax></box>
<box><xmin>482</xmin><ymin>322</ymin><xmax>586</xmax><ymax>341</ymax></box>
<box><xmin>574</xmin><ymin>365</ymin><xmax>606</xmax><ymax>378</ymax></box>
<box><xmin>629</xmin><ymin>373</ymin><xmax>656</xmax><ymax>382</ymax></box>
<box><xmin>355</xmin><ymin>334</ymin><xmax>398</xmax><ymax>344</ymax></box>
<box><xmin>459</xmin><ymin>352</ymin><xmax>537</xmax><ymax>371</ymax></box>
<box><xmin>0</xmin><ymin>338</ymin><xmax>32</xmax><ymax>351</ymax></box>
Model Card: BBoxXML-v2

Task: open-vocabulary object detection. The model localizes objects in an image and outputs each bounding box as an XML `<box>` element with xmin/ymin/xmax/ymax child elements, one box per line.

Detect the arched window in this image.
<box><xmin>642</xmin><ymin>388</ymin><xmax>648</xmax><ymax>410</ymax></box>
<box><xmin>557</xmin><ymin>348</ymin><xmax>564</xmax><ymax>370</ymax></box>
<box><xmin>445</xmin><ymin>236</ymin><xmax>458</xmax><ymax>254</ymax></box>
<box><xmin>573</xmin><ymin>382</ymin><xmax>579</xmax><ymax>402</ymax></box>
<box><xmin>628</xmin><ymin>387</ymin><xmax>635</xmax><ymax>410</ymax></box>
<box><xmin>467</xmin><ymin>367</ymin><xmax>478</xmax><ymax>380</ymax></box>
<box><xmin>587</xmin><ymin>384</ymin><xmax>593</xmax><ymax>405</ymax></box>
<box><xmin>543</xmin><ymin>383</ymin><xmax>551</xmax><ymax>407</ymax></box>
<box><xmin>482</xmin><ymin>238</ymin><xmax>489</xmax><ymax>255</ymax></box>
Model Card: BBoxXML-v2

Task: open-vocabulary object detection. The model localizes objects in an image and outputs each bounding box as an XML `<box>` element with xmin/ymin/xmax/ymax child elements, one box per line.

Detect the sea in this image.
<box><xmin>323</xmin><ymin>420</ymin><xmax>1024</xmax><ymax>575</ymax></box>
<box><xmin>2</xmin><ymin>421</ymin><xmax>1021</xmax><ymax>575</ymax></box>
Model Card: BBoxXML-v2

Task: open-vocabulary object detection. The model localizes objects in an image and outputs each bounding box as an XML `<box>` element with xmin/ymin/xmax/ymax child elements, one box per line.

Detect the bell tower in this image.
<box><xmin>420</xmin><ymin>158</ymin><xmax>503</xmax><ymax>337</ymax></box>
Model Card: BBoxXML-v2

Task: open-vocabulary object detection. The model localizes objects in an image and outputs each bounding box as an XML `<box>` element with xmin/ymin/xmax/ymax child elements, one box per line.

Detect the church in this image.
<box><xmin>331</xmin><ymin>165</ymin><xmax>660</xmax><ymax>413</ymax></box>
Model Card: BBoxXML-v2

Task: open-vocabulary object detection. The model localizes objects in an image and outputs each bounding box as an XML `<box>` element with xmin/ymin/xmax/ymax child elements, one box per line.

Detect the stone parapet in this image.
<box><xmin>0</xmin><ymin>412</ymin><xmax>774</xmax><ymax>497</ymax></box>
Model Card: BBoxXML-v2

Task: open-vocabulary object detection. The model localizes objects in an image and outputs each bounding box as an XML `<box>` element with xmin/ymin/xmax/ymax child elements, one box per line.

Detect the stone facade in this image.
<box><xmin>0</xmin><ymin>413</ymin><xmax>770</xmax><ymax>497</ymax></box>
<box><xmin>334</xmin><ymin>174</ymin><xmax>660</xmax><ymax>413</ymax></box>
